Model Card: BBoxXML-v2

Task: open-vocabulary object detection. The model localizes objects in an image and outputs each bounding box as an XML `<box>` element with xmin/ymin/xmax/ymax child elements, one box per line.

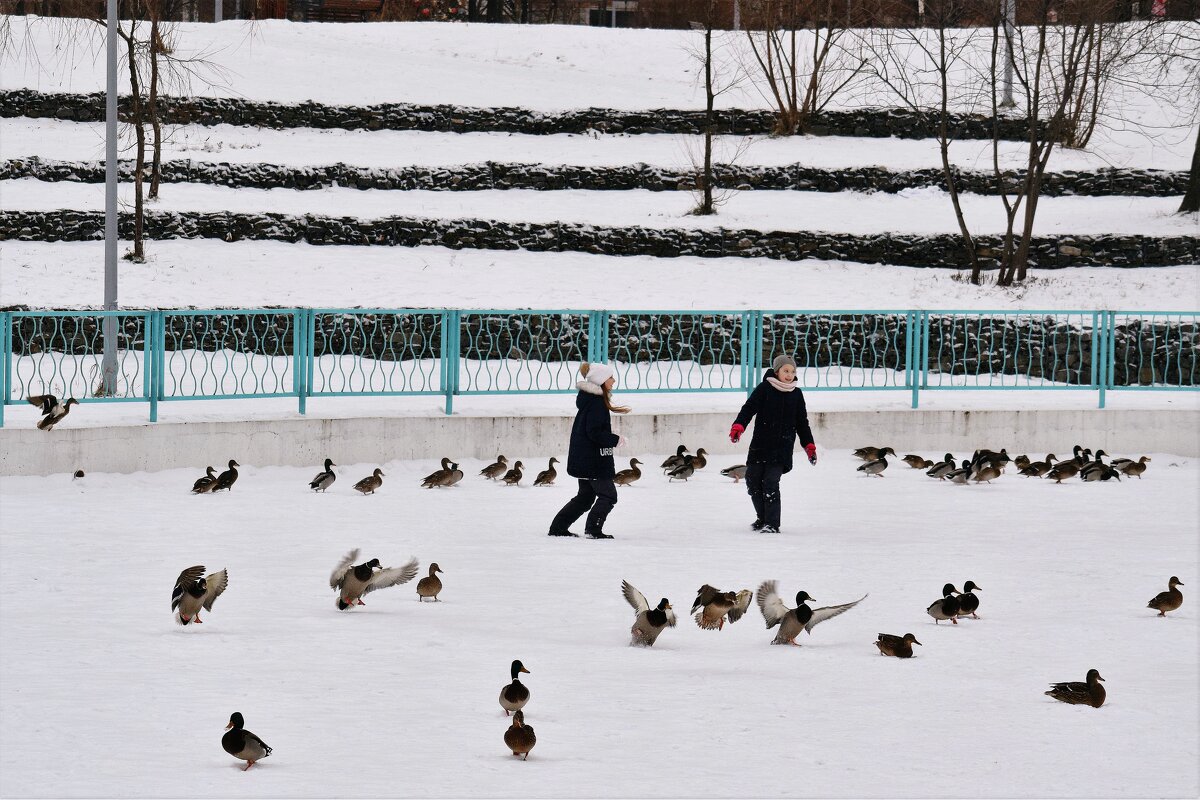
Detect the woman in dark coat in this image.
<box><xmin>548</xmin><ymin>363</ymin><xmax>629</xmax><ymax>539</ymax></box>
<box><xmin>729</xmin><ymin>354</ymin><xmax>816</xmax><ymax>534</ymax></box>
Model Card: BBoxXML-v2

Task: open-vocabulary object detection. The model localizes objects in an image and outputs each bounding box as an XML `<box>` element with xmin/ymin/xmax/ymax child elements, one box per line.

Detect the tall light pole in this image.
<box><xmin>102</xmin><ymin>0</ymin><xmax>119</xmax><ymax>395</ymax></box>
<box><xmin>1000</xmin><ymin>0</ymin><xmax>1016</xmax><ymax>108</ymax></box>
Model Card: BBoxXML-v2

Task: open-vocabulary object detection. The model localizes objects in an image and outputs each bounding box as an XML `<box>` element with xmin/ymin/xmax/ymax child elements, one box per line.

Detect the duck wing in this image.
<box><xmin>621</xmin><ymin>580</ymin><xmax>649</xmax><ymax>614</ymax></box>
<box><xmin>363</xmin><ymin>557</ymin><xmax>420</xmax><ymax>595</ymax></box>
<box><xmin>727</xmin><ymin>590</ymin><xmax>754</xmax><ymax>624</ymax></box>
<box><xmin>755</xmin><ymin>580</ymin><xmax>790</xmax><ymax>629</ymax></box>
<box><xmin>691</xmin><ymin>584</ymin><xmax>720</xmax><ymax>615</ymax></box>
<box><xmin>171</xmin><ymin>566</ymin><xmax>206</xmax><ymax>611</ymax></box>
<box><xmin>804</xmin><ymin>594</ymin><xmax>867</xmax><ymax>633</ymax></box>
<box><xmin>329</xmin><ymin>548</ymin><xmax>360</xmax><ymax>591</ymax></box>
<box><xmin>201</xmin><ymin>569</ymin><xmax>229</xmax><ymax>611</ymax></box>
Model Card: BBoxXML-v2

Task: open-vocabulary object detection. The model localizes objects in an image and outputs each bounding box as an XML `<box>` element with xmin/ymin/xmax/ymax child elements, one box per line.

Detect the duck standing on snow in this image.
<box><xmin>532</xmin><ymin>457</ymin><xmax>559</xmax><ymax>486</ymax></box>
<box><xmin>755</xmin><ymin>580</ymin><xmax>866</xmax><ymax>645</ymax></box>
<box><xmin>222</xmin><ymin>712</ymin><xmax>272</xmax><ymax>770</ymax></box>
<box><xmin>667</xmin><ymin>454</ymin><xmax>696</xmax><ymax>482</ymax></box>
<box><xmin>430</xmin><ymin>462</ymin><xmax>464</xmax><ymax>488</ymax></box>
<box><xmin>1114</xmin><ymin>455</ymin><xmax>1151</xmax><ymax>478</ymax></box>
<box><xmin>501</xmin><ymin>460</ymin><xmax>524</xmax><ymax>486</ymax></box>
<box><xmin>421</xmin><ymin>458</ymin><xmax>453</xmax><ymax>488</ymax></box>
<box><xmin>1045</xmin><ymin>669</ymin><xmax>1106</xmax><ymax>708</ymax></box>
<box><xmin>721</xmin><ymin>464</ymin><xmax>748</xmax><ymax>483</ymax></box>
<box><xmin>902</xmin><ymin>454</ymin><xmax>933</xmax><ymax>469</ymax></box>
<box><xmin>309</xmin><ymin>458</ymin><xmax>336</xmax><ymax>492</ymax></box>
<box><xmin>875</xmin><ymin>633</ymin><xmax>922</xmax><ymax>658</ymax></box>
<box><xmin>27</xmin><ymin>394</ymin><xmax>79</xmax><ymax>431</ymax></box>
<box><xmin>857</xmin><ymin>454</ymin><xmax>890</xmax><ymax>477</ymax></box>
<box><xmin>499</xmin><ymin>660</ymin><xmax>531</xmax><ymax>715</ymax></box>
<box><xmin>503</xmin><ymin>710</ymin><xmax>536</xmax><ymax>760</ymax></box>
<box><xmin>171</xmin><ymin>566</ymin><xmax>229</xmax><ymax>625</ymax></box>
<box><xmin>191</xmin><ymin>466</ymin><xmax>217</xmax><ymax>494</ymax></box>
<box><xmin>614</xmin><ymin>458</ymin><xmax>643</xmax><ymax>487</ymax></box>
<box><xmin>660</xmin><ymin>445</ymin><xmax>689</xmax><ymax>474</ymax></box>
<box><xmin>621</xmin><ymin>580</ymin><xmax>676</xmax><ymax>647</ymax></box>
<box><xmin>329</xmin><ymin>549</ymin><xmax>419</xmax><ymax>610</ymax></box>
<box><xmin>927</xmin><ymin>583</ymin><xmax>961</xmax><ymax>624</ymax></box>
<box><xmin>212</xmin><ymin>459</ymin><xmax>241</xmax><ymax>492</ymax></box>
<box><xmin>1147</xmin><ymin>576</ymin><xmax>1184</xmax><ymax>616</ymax></box>
<box><xmin>853</xmin><ymin>446</ymin><xmax>894</xmax><ymax>461</ymax></box>
<box><xmin>690</xmin><ymin>584</ymin><xmax>753</xmax><ymax>631</ymax></box>
<box><xmin>353</xmin><ymin>468</ymin><xmax>385</xmax><ymax>495</ymax></box>
<box><xmin>957</xmin><ymin>581</ymin><xmax>982</xmax><ymax>618</ymax></box>
<box><xmin>480</xmin><ymin>455</ymin><xmax>508</xmax><ymax>480</ymax></box>
<box><xmin>416</xmin><ymin>563</ymin><xmax>444</xmax><ymax>601</ymax></box>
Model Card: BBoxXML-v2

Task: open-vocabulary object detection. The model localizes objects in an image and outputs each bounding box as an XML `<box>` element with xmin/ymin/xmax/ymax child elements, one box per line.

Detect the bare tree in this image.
<box><xmin>741</xmin><ymin>0</ymin><xmax>867</xmax><ymax>135</ymax></box>
<box><xmin>1182</xmin><ymin>124</ymin><xmax>1200</xmax><ymax>214</ymax></box>
<box><xmin>684</xmin><ymin>9</ymin><xmax>745</xmax><ymax>215</ymax></box>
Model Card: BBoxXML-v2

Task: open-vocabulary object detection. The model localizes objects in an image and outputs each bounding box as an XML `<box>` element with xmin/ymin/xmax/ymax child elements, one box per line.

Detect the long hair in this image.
<box><xmin>580</xmin><ymin>362</ymin><xmax>630</xmax><ymax>414</ymax></box>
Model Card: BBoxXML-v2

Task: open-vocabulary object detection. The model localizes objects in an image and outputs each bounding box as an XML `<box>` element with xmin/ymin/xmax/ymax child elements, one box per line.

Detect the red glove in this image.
<box><xmin>729</xmin><ymin>423</ymin><xmax>745</xmax><ymax>443</ymax></box>
<box><xmin>806</xmin><ymin>443</ymin><xmax>818</xmax><ymax>465</ymax></box>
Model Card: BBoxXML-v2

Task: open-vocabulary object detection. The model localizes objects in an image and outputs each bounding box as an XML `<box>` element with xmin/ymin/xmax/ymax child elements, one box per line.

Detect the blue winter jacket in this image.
<box><xmin>566</xmin><ymin>382</ymin><xmax>620</xmax><ymax>479</ymax></box>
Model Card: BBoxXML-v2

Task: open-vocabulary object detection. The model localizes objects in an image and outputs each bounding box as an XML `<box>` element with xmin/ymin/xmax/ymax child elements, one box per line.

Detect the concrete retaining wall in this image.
<box><xmin>1</xmin><ymin>408</ymin><xmax>1194</xmax><ymax>476</ymax></box>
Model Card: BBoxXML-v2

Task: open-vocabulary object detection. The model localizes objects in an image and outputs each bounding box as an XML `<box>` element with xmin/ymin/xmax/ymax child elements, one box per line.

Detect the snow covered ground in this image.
<box><xmin>6</xmin><ymin>178</ymin><xmax>1196</xmax><ymax>236</ymax></box>
<box><xmin>4</xmin><ymin>117</ymin><xmax>1194</xmax><ymax>173</ymax></box>
<box><xmin>0</xmin><ymin>450</ymin><xmax>1196</xmax><ymax>797</ymax></box>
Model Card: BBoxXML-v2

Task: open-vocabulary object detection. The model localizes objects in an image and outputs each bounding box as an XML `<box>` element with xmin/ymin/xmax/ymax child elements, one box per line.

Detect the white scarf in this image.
<box><xmin>766</xmin><ymin>376</ymin><xmax>797</xmax><ymax>392</ymax></box>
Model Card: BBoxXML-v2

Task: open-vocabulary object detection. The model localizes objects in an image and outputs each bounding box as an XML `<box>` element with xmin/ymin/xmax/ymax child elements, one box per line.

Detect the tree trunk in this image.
<box><xmin>1180</xmin><ymin>123</ymin><xmax>1200</xmax><ymax>214</ymax></box>
<box><xmin>148</xmin><ymin>12</ymin><xmax>163</xmax><ymax>200</ymax></box>
<box><xmin>122</xmin><ymin>25</ymin><xmax>147</xmax><ymax>262</ymax></box>
<box><xmin>700</xmin><ymin>23</ymin><xmax>715</xmax><ymax>215</ymax></box>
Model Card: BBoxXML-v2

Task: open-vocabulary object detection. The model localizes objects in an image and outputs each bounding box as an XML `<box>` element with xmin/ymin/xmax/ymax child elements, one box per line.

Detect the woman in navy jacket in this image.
<box><xmin>548</xmin><ymin>362</ymin><xmax>629</xmax><ymax>539</ymax></box>
<box><xmin>729</xmin><ymin>354</ymin><xmax>816</xmax><ymax>534</ymax></box>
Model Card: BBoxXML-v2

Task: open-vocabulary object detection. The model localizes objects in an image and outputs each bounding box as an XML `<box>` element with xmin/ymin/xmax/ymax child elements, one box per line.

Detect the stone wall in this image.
<box><xmin>6</xmin><ymin>309</ymin><xmax>1195</xmax><ymax>388</ymax></box>
<box><xmin>4</xmin><ymin>156</ymin><xmax>1186</xmax><ymax>198</ymax></box>
<box><xmin>2</xmin><ymin>209</ymin><xmax>1196</xmax><ymax>269</ymax></box>
<box><xmin>0</xmin><ymin>88</ymin><xmax>1035</xmax><ymax>140</ymax></box>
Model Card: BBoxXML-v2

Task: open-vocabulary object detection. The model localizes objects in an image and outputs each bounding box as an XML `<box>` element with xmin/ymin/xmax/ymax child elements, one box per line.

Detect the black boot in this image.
<box><xmin>750</xmin><ymin>519</ymin><xmax>766</xmax><ymax>531</ymax></box>
<box><xmin>548</xmin><ymin>530</ymin><xmax>580</xmax><ymax>537</ymax></box>
<box><xmin>585</xmin><ymin>528</ymin><xmax>614</xmax><ymax>539</ymax></box>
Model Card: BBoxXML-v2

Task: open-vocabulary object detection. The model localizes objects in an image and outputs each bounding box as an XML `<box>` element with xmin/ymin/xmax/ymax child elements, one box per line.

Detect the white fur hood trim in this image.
<box><xmin>577</xmin><ymin>381</ymin><xmax>604</xmax><ymax>395</ymax></box>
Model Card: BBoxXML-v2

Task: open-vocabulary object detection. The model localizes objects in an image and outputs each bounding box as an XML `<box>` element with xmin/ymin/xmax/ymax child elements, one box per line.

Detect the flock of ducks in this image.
<box><xmin>850</xmin><ymin>444</ymin><xmax>1151</xmax><ymax>484</ymax></box>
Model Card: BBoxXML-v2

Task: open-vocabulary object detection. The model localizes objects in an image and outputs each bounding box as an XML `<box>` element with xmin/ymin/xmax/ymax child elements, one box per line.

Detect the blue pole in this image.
<box><xmin>296</xmin><ymin>309</ymin><xmax>308</xmax><ymax>416</ymax></box>
<box><xmin>147</xmin><ymin>312</ymin><xmax>158</xmax><ymax>422</ymax></box>
<box><xmin>0</xmin><ymin>312</ymin><xmax>9</xmax><ymax>428</ymax></box>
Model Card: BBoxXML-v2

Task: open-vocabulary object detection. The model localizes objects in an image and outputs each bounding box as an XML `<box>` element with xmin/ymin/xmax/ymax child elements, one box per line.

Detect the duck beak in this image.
<box><xmin>225</xmin><ymin>722</ymin><xmax>233</xmax><ymax>730</ymax></box>
<box><xmin>520</xmin><ymin>667</ymin><xmax>530</xmax><ymax>674</ymax></box>
<box><xmin>913</xmin><ymin>640</ymin><xmax>923</xmax><ymax>646</ymax></box>
<box><xmin>1097</xmin><ymin>675</ymin><xmax>1105</xmax><ymax>682</ymax></box>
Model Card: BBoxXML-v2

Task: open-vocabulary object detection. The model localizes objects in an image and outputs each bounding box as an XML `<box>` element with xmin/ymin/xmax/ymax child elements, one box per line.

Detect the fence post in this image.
<box><xmin>908</xmin><ymin>310</ymin><xmax>920</xmax><ymax>409</ymax></box>
<box><xmin>920</xmin><ymin>311</ymin><xmax>931</xmax><ymax>391</ymax></box>
<box><xmin>146</xmin><ymin>312</ymin><xmax>157</xmax><ymax>423</ymax></box>
<box><xmin>295</xmin><ymin>309</ymin><xmax>308</xmax><ymax>416</ymax></box>
<box><xmin>443</xmin><ymin>310</ymin><xmax>459</xmax><ymax>416</ymax></box>
<box><xmin>0</xmin><ymin>311</ymin><xmax>9</xmax><ymax>428</ymax></box>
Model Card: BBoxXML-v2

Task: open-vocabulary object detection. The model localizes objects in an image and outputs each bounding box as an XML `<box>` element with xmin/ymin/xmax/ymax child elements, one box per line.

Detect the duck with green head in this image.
<box><xmin>499</xmin><ymin>660</ymin><xmax>531</xmax><ymax>715</ymax></box>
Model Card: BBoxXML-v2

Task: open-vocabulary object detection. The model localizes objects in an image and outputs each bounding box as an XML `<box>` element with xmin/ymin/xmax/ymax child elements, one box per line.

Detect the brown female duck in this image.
<box><xmin>503</xmin><ymin>710</ymin><xmax>536</xmax><ymax>760</ymax></box>
<box><xmin>1045</xmin><ymin>669</ymin><xmax>1106</xmax><ymax>708</ymax></box>
<box><xmin>480</xmin><ymin>455</ymin><xmax>508</xmax><ymax>480</ymax></box>
<box><xmin>1147</xmin><ymin>576</ymin><xmax>1184</xmax><ymax>616</ymax></box>
<box><xmin>614</xmin><ymin>458</ymin><xmax>643</xmax><ymax>486</ymax></box>
<box><xmin>532</xmin><ymin>457</ymin><xmax>559</xmax><ymax>486</ymax></box>
<box><xmin>354</xmin><ymin>468</ymin><xmax>385</xmax><ymax>495</ymax></box>
<box><xmin>416</xmin><ymin>563</ymin><xmax>444</xmax><ymax>601</ymax></box>
<box><xmin>875</xmin><ymin>632</ymin><xmax>922</xmax><ymax>658</ymax></box>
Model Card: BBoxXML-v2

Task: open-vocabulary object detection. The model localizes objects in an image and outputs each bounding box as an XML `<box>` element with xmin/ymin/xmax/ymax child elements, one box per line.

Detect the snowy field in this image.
<box><xmin>0</xmin><ymin>449</ymin><xmax>1197</xmax><ymax>797</ymax></box>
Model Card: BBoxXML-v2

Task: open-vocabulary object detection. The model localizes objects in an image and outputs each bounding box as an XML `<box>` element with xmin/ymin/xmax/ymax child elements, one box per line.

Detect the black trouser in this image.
<box><xmin>549</xmin><ymin>478</ymin><xmax>618</xmax><ymax>535</ymax></box>
<box><xmin>745</xmin><ymin>463</ymin><xmax>785</xmax><ymax>529</ymax></box>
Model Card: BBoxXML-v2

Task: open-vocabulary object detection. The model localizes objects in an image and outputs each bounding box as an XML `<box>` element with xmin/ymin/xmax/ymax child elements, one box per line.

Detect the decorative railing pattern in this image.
<box><xmin>1</xmin><ymin>308</ymin><xmax>1195</xmax><ymax>425</ymax></box>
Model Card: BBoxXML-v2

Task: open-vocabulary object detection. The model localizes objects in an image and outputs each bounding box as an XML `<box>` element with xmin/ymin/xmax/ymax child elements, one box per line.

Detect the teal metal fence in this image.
<box><xmin>0</xmin><ymin>308</ymin><xmax>1195</xmax><ymax>425</ymax></box>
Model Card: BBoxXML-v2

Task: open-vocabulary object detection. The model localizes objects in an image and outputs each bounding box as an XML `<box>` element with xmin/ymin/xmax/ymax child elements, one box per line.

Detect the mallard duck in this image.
<box><xmin>690</xmin><ymin>448</ymin><xmax>709</xmax><ymax>470</ymax></box>
<box><xmin>875</xmin><ymin>632</ymin><xmax>922</xmax><ymax>658</ymax></box>
<box><xmin>191</xmin><ymin>466</ymin><xmax>217</xmax><ymax>494</ymax></box>
<box><xmin>501</xmin><ymin>461</ymin><xmax>524</xmax><ymax>486</ymax></box>
<box><xmin>416</xmin><ymin>563</ymin><xmax>444</xmax><ymax>602</ymax></box>
<box><xmin>222</xmin><ymin>712</ymin><xmax>272</xmax><ymax>770</ymax></box>
<box><xmin>667</xmin><ymin>455</ymin><xmax>696</xmax><ymax>482</ymax></box>
<box><xmin>329</xmin><ymin>549</ymin><xmax>419</xmax><ymax>610</ymax></box>
<box><xmin>926</xmin><ymin>454</ymin><xmax>957</xmax><ymax>479</ymax></box>
<box><xmin>532</xmin><ymin>457</ymin><xmax>559</xmax><ymax>486</ymax></box>
<box><xmin>853</xmin><ymin>446</ymin><xmax>894</xmax><ymax>461</ymax></box>
<box><xmin>1013</xmin><ymin>454</ymin><xmax>1031</xmax><ymax>470</ymax></box>
<box><xmin>1081</xmin><ymin>463</ymin><xmax>1121</xmax><ymax>482</ymax></box>
<box><xmin>421</xmin><ymin>458</ymin><xmax>453</xmax><ymax>488</ymax></box>
<box><xmin>720</xmin><ymin>464</ymin><xmax>748</xmax><ymax>482</ymax></box>
<box><xmin>1045</xmin><ymin>669</ymin><xmax>1106</xmax><ymax>708</ymax></box>
<box><xmin>614</xmin><ymin>458</ymin><xmax>643</xmax><ymax>486</ymax></box>
<box><xmin>972</xmin><ymin>463</ymin><xmax>1003</xmax><ymax>483</ymax></box>
<box><xmin>660</xmin><ymin>445</ymin><xmax>688</xmax><ymax>473</ymax></box>
<box><xmin>756</xmin><ymin>580</ymin><xmax>867</xmax><ymax>645</ymax></box>
<box><xmin>927</xmin><ymin>583</ymin><xmax>961</xmax><ymax>624</ymax></box>
<box><xmin>480</xmin><ymin>455</ymin><xmax>508</xmax><ymax>480</ymax></box>
<box><xmin>1079</xmin><ymin>449</ymin><xmax>1110</xmax><ymax>477</ymax></box>
<box><xmin>957</xmin><ymin>580</ymin><xmax>982</xmax><ymax>618</ymax></box>
<box><xmin>27</xmin><ymin>394</ymin><xmax>79</xmax><ymax>431</ymax></box>
<box><xmin>902</xmin><ymin>454</ymin><xmax>933</xmax><ymax>469</ymax></box>
<box><xmin>621</xmin><ymin>580</ymin><xmax>676</xmax><ymax>647</ymax></box>
<box><xmin>1046</xmin><ymin>461</ymin><xmax>1081</xmax><ymax>483</ymax></box>
<box><xmin>1147</xmin><ymin>576</ymin><xmax>1184</xmax><ymax>616</ymax></box>
<box><xmin>947</xmin><ymin>460</ymin><xmax>973</xmax><ymax>484</ymax></box>
<box><xmin>213</xmin><ymin>459</ymin><xmax>241</xmax><ymax>492</ymax></box>
<box><xmin>690</xmin><ymin>584</ymin><xmax>753</xmax><ymax>631</ymax></box>
<box><xmin>972</xmin><ymin>448</ymin><xmax>1010</xmax><ymax>468</ymax></box>
<box><xmin>504</xmin><ymin>710</ymin><xmax>536</xmax><ymax>760</ymax></box>
<box><xmin>171</xmin><ymin>566</ymin><xmax>229</xmax><ymax>625</ymax></box>
<box><xmin>309</xmin><ymin>458</ymin><xmax>336</xmax><ymax>492</ymax></box>
<box><xmin>1019</xmin><ymin>454</ymin><xmax>1057</xmax><ymax>477</ymax></box>
<box><xmin>354</xmin><ymin>468</ymin><xmax>385</xmax><ymax>495</ymax></box>
<box><xmin>442</xmin><ymin>462</ymin><xmax>464</xmax><ymax>487</ymax></box>
<box><xmin>857</xmin><ymin>455</ymin><xmax>889</xmax><ymax>477</ymax></box>
<box><xmin>1114</xmin><ymin>455</ymin><xmax>1151</xmax><ymax>478</ymax></box>
<box><xmin>499</xmin><ymin>660</ymin><xmax>531</xmax><ymax>715</ymax></box>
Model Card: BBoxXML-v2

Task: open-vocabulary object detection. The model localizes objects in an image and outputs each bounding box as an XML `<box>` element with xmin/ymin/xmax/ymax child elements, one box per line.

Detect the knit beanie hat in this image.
<box><xmin>772</xmin><ymin>354</ymin><xmax>797</xmax><ymax>372</ymax></box>
<box><xmin>584</xmin><ymin>363</ymin><xmax>615</xmax><ymax>386</ymax></box>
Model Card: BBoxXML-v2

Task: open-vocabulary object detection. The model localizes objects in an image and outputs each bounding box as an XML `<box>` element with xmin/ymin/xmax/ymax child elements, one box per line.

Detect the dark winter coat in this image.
<box><xmin>733</xmin><ymin>369</ymin><xmax>815</xmax><ymax>473</ymax></box>
<box><xmin>566</xmin><ymin>382</ymin><xmax>620</xmax><ymax>480</ymax></box>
